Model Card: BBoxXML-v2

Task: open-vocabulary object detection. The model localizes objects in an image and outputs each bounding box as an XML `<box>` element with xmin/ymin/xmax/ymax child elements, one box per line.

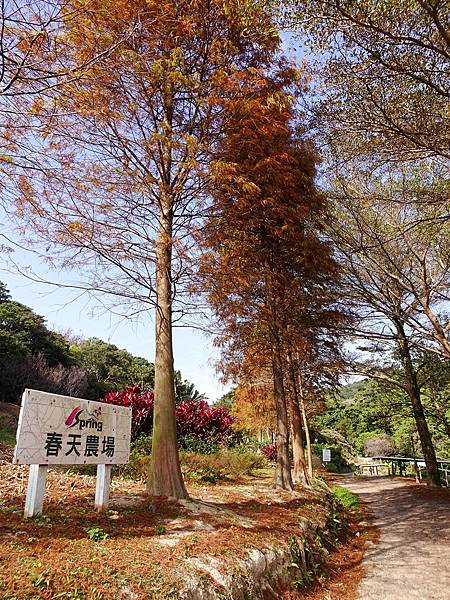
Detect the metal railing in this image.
<box><xmin>361</xmin><ymin>456</ymin><xmax>450</xmax><ymax>486</ymax></box>
<box><xmin>439</xmin><ymin>468</ymin><xmax>450</xmax><ymax>487</ymax></box>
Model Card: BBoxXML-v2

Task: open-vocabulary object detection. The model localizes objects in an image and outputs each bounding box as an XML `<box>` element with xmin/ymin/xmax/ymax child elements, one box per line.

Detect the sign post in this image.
<box><xmin>24</xmin><ymin>464</ymin><xmax>48</xmax><ymax>518</ymax></box>
<box><xmin>95</xmin><ymin>464</ymin><xmax>113</xmax><ymax>511</ymax></box>
<box><xmin>322</xmin><ymin>448</ymin><xmax>332</xmax><ymax>463</ymax></box>
<box><xmin>14</xmin><ymin>389</ymin><xmax>132</xmax><ymax>517</ymax></box>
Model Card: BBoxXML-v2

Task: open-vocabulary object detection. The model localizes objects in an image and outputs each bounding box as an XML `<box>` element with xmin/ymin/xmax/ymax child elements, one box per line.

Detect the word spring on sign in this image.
<box><xmin>14</xmin><ymin>389</ymin><xmax>131</xmax><ymax>466</ymax></box>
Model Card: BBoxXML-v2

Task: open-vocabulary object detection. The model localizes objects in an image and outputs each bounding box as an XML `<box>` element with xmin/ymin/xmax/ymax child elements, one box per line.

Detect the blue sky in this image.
<box><xmin>0</xmin><ymin>228</ymin><xmax>228</xmax><ymax>401</ymax></box>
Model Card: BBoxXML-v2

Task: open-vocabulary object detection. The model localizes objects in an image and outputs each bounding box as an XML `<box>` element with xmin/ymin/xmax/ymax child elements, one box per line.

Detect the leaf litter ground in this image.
<box><xmin>0</xmin><ymin>456</ymin><xmax>372</xmax><ymax>600</ymax></box>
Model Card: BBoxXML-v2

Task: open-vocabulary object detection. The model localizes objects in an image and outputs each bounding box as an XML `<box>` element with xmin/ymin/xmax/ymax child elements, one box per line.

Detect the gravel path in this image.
<box><xmin>339</xmin><ymin>476</ymin><xmax>450</xmax><ymax>600</ymax></box>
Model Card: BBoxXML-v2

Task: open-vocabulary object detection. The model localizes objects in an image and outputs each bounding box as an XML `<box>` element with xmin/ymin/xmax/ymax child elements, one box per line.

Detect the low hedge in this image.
<box><xmin>121</xmin><ymin>448</ymin><xmax>267</xmax><ymax>483</ymax></box>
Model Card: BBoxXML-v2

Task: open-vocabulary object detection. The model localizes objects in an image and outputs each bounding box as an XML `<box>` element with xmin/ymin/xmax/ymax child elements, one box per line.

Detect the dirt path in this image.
<box><xmin>339</xmin><ymin>476</ymin><xmax>450</xmax><ymax>600</ymax></box>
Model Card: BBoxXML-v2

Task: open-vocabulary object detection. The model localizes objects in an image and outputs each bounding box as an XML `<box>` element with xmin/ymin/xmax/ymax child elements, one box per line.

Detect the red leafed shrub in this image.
<box><xmin>261</xmin><ymin>443</ymin><xmax>277</xmax><ymax>462</ymax></box>
<box><xmin>101</xmin><ymin>388</ymin><xmax>235</xmax><ymax>447</ymax></box>
<box><xmin>176</xmin><ymin>400</ymin><xmax>235</xmax><ymax>449</ymax></box>
<box><xmin>102</xmin><ymin>386</ymin><xmax>154</xmax><ymax>441</ymax></box>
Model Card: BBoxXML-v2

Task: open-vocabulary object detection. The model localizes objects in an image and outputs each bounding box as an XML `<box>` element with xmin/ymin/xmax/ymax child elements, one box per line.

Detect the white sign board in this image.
<box><xmin>14</xmin><ymin>389</ymin><xmax>131</xmax><ymax>465</ymax></box>
<box><xmin>322</xmin><ymin>448</ymin><xmax>332</xmax><ymax>463</ymax></box>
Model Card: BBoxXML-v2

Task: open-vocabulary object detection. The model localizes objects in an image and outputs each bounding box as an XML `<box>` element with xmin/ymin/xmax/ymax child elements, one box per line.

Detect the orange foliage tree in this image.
<box><xmin>7</xmin><ymin>0</ymin><xmax>280</xmax><ymax>499</ymax></box>
<box><xmin>223</xmin><ymin>342</ymin><xmax>277</xmax><ymax>439</ymax></box>
<box><xmin>200</xmin><ymin>68</ymin><xmax>343</xmax><ymax>489</ymax></box>
<box><xmin>232</xmin><ymin>377</ymin><xmax>276</xmax><ymax>440</ymax></box>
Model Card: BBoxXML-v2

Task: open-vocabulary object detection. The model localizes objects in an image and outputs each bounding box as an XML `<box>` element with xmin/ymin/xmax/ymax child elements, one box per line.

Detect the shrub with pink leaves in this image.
<box><xmin>261</xmin><ymin>443</ymin><xmax>277</xmax><ymax>462</ymax></box>
<box><xmin>176</xmin><ymin>400</ymin><xmax>235</xmax><ymax>451</ymax></box>
<box><xmin>102</xmin><ymin>385</ymin><xmax>154</xmax><ymax>441</ymax></box>
<box><xmin>101</xmin><ymin>387</ymin><xmax>235</xmax><ymax>448</ymax></box>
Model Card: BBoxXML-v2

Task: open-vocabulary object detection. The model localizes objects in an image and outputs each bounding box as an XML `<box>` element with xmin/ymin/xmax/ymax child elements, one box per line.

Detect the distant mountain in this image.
<box><xmin>336</xmin><ymin>379</ymin><xmax>369</xmax><ymax>404</ymax></box>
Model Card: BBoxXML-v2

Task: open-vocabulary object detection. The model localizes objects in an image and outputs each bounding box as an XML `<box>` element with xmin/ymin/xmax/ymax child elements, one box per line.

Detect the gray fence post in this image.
<box><xmin>24</xmin><ymin>464</ymin><xmax>48</xmax><ymax>518</ymax></box>
<box><xmin>95</xmin><ymin>464</ymin><xmax>112</xmax><ymax>511</ymax></box>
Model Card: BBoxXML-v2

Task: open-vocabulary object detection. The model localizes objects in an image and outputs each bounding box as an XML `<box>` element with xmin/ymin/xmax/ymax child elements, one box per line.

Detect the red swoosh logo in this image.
<box><xmin>65</xmin><ymin>407</ymin><xmax>81</xmax><ymax>426</ymax></box>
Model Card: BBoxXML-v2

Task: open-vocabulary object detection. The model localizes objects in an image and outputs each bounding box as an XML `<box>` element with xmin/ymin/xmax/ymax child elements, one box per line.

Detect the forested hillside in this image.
<box><xmin>0</xmin><ymin>282</ymin><xmax>202</xmax><ymax>405</ymax></box>
<box><xmin>317</xmin><ymin>371</ymin><xmax>450</xmax><ymax>459</ymax></box>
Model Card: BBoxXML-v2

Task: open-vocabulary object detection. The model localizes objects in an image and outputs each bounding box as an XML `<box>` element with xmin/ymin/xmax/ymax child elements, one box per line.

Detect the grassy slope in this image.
<box><xmin>0</xmin><ymin>402</ymin><xmax>19</xmax><ymax>446</ymax></box>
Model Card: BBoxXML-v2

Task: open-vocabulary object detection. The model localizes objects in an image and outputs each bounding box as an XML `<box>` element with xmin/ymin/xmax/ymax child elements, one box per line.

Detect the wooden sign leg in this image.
<box><xmin>24</xmin><ymin>464</ymin><xmax>48</xmax><ymax>518</ymax></box>
<box><xmin>95</xmin><ymin>464</ymin><xmax>112</xmax><ymax>511</ymax></box>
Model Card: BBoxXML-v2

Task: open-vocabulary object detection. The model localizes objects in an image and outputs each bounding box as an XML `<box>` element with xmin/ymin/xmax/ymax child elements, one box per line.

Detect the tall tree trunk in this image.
<box><xmin>263</xmin><ymin>243</ymin><xmax>293</xmax><ymax>490</ymax></box>
<box><xmin>271</xmin><ymin>336</ymin><xmax>294</xmax><ymax>490</ymax></box>
<box><xmin>148</xmin><ymin>194</ymin><xmax>188</xmax><ymax>499</ymax></box>
<box><xmin>287</xmin><ymin>352</ymin><xmax>309</xmax><ymax>486</ymax></box>
<box><xmin>395</xmin><ymin>320</ymin><xmax>441</xmax><ymax>488</ymax></box>
<box><xmin>298</xmin><ymin>374</ymin><xmax>313</xmax><ymax>479</ymax></box>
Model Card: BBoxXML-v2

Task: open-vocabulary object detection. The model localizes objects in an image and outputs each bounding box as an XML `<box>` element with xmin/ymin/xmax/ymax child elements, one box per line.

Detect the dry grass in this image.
<box><xmin>121</xmin><ymin>449</ymin><xmax>268</xmax><ymax>483</ymax></box>
<box><xmin>0</xmin><ymin>463</ymin><xmax>336</xmax><ymax>600</ymax></box>
<box><xmin>180</xmin><ymin>449</ymin><xmax>267</xmax><ymax>482</ymax></box>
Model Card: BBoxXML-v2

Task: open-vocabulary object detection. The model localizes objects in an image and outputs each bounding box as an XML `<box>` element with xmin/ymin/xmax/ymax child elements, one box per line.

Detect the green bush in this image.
<box><xmin>67</xmin><ymin>464</ymin><xmax>97</xmax><ymax>476</ymax></box>
<box><xmin>131</xmin><ymin>434</ymin><xmax>152</xmax><ymax>456</ymax></box>
<box><xmin>325</xmin><ymin>462</ymin><xmax>339</xmax><ymax>473</ymax></box>
<box><xmin>113</xmin><ymin>434</ymin><xmax>152</xmax><ymax>479</ymax></box>
<box><xmin>180</xmin><ymin>449</ymin><xmax>266</xmax><ymax>483</ymax></box>
<box><xmin>118</xmin><ymin>454</ymin><xmax>151</xmax><ymax>480</ymax></box>
<box><xmin>118</xmin><ymin>448</ymin><xmax>267</xmax><ymax>483</ymax></box>
<box><xmin>85</xmin><ymin>526</ymin><xmax>109</xmax><ymax>541</ymax></box>
<box><xmin>178</xmin><ymin>434</ymin><xmax>220</xmax><ymax>455</ymax></box>
<box><xmin>0</xmin><ymin>417</ymin><xmax>16</xmax><ymax>446</ymax></box>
